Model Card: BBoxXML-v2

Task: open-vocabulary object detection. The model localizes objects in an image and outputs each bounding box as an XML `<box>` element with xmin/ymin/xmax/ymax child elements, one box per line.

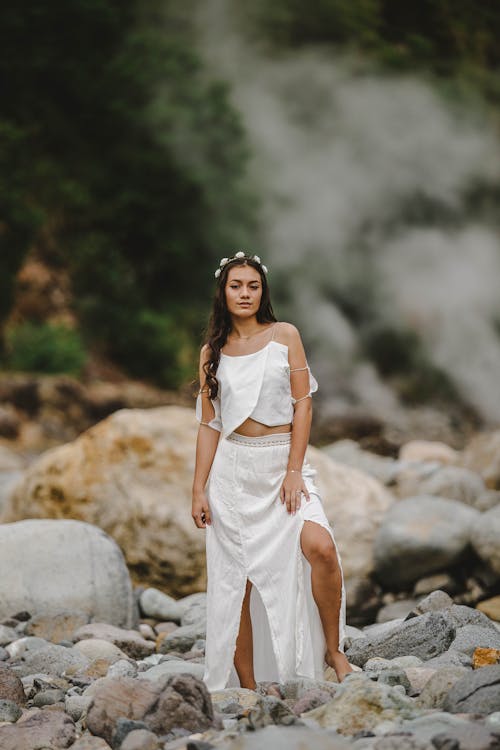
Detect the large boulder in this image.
<box><xmin>443</xmin><ymin>664</ymin><xmax>500</xmax><ymax>713</ymax></box>
<box><xmin>0</xmin><ymin>519</ymin><xmax>136</xmax><ymax>627</ymax></box>
<box><xmin>3</xmin><ymin>406</ymin><xmax>394</xmax><ymax>592</ymax></box>
<box><xmin>373</xmin><ymin>495</ymin><xmax>479</xmax><ymax>588</ymax></box>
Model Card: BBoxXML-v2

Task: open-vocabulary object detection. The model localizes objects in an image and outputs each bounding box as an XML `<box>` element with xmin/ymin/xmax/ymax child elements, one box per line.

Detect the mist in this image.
<box><xmin>194</xmin><ymin>1</ymin><xmax>500</xmax><ymax>427</ymax></box>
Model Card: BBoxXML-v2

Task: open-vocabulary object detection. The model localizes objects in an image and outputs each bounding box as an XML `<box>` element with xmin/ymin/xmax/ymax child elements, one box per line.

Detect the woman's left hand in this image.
<box><xmin>280</xmin><ymin>470</ymin><xmax>310</xmax><ymax>515</ymax></box>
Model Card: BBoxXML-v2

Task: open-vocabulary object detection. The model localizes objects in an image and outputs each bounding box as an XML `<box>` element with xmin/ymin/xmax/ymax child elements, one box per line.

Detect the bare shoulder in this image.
<box><xmin>276</xmin><ymin>321</ymin><xmax>302</xmax><ymax>345</ymax></box>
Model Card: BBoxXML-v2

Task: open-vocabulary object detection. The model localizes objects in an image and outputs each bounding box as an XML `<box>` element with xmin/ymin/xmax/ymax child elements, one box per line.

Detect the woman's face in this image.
<box><xmin>225</xmin><ymin>263</ymin><xmax>263</xmax><ymax>317</ymax></box>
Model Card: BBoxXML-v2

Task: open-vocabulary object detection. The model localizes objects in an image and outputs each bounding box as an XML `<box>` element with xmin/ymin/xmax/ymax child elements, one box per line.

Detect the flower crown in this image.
<box><xmin>214</xmin><ymin>251</ymin><xmax>268</xmax><ymax>278</ymax></box>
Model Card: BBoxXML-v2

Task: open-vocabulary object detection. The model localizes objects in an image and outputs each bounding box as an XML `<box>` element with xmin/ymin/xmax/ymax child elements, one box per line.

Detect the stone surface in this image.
<box><xmin>399</xmin><ymin>440</ymin><xmax>459</xmax><ymax>465</ymax></box>
<box><xmin>473</xmin><ymin>647</ymin><xmax>500</xmax><ymax>668</ymax></box>
<box><xmin>373</xmin><ymin>495</ymin><xmax>479</xmax><ymax>587</ymax></box>
<box><xmin>346</xmin><ymin>611</ymin><xmax>456</xmax><ymax>667</ymax></box>
<box><xmin>224</xmin><ymin>724</ymin><xmax>352</xmax><ymax>749</ymax></box>
<box><xmin>413</xmin><ymin>589</ymin><xmax>454</xmax><ymax>615</ymax></box>
<box><xmin>86</xmin><ymin>674</ymin><xmax>213</xmax><ymax>744</ymax></box>
<box><xmin>302</xmin><ymin>673</ymin><xmax>421</xmax><ymax>735</ymax></box>
<box><xmin>376</xmin><ymin>600</ymin><xmax>418</xmax><ymax>623</ymax></box>
<box><xmin>12</xmin><ymin>641</ymin><xmax>90</xmax><ymax>678</ymax></box>
<box><xmin>449</xmin><ymin>625</ymin><xmax>500</xmax><ymax>656</ymax></box>
<box><xmin>139</xmin><ymin>588</ymin><xmax>183</xmax><ymax>622</ymax></box>
<box><xmin>416</xmin><ymin>466</ymin><xmax>486</xmax><ymax>507</ymax></box>
<box><xmin>70</xmin><ymin>735</ymin><xmax>112</xmax><ymax>749</ymax></box>
<box><xmin>73</xmin><ymin>637</ymin><xmax>131</xmax><ymax>664</ymax></box>
<box><xmin>462</xmin><ymin>429</ymin><xmax>500</xmax><ymax>489</ymax></box>
<box><xmin>0</xmin><ymin>662</ymin><xmax>26</xmax><ymax>705</ymax></box>
<box><xmin>443</xmin><ymin>664</ymin><xmax>500</xmax><ymax>713</ymax></box>
<box><xmin>0</xmin><ymin>698</ymin><xmax>23</xmax><ymax>721</ymax></box>
<box><xmin>24</xmin><ymin>610</ymin><xmax>90</xmax><ymax>643</ymax></box>
<box><xmin>477</xmin><ymin>596</ymin><xmax>500</xmax><ymax>622</ymax></box>
<box><xmin>415</xmin><ymin>666</ymin><xmax>469</xmax><ymax>708</ymax></box>
<box><xmin>0</xmin><ymin>708</ymin><xmax>76</xmax><ymax>749</ymax></box>
<box><xmin>73</xmin><ymin>623</ymin><xmax>155</xmax><ymax>659</ymax></box>
<box><xmin>138</xmin><ymin>659</ymin><xmax>205</xmax><ymax>681</ymax></box>
<box><xmin>472</xmin><ymin>506</ymin><xmax>500</xmax><ymax>575</ymax></box>
<box><xmin>401</xmin><ymin>712</ymin><xmax>500</xmax><ymax>750</ymax></box>
<box><xmin>0</xmin><ymin>519</ymin><xmax>136</xmax><ymax>627</ymax></box>
<box><xmin>413</xmin><ymin>573</ymin><xmax>458</xmax><ymax>597</ymax></box>
<box><xmin>158</xmin><ymin>623</ymin><xmax>206</xmax><ymax>653</ymax></box>
<box><xmin>120</xmin><ymin>729</ymin><xmax>161</xmax><ymax>750</ymax></box>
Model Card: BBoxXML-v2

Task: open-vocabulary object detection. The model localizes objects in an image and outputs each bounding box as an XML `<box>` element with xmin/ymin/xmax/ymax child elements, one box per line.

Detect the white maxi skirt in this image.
<box><xmin>203</xmin><ymin>430</ymin><xmax>347</xmax><ymax>691</ymax></box>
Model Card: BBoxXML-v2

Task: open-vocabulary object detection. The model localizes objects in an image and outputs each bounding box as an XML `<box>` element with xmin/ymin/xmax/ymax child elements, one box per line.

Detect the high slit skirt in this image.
<box><xmin>203</xmin><ymin>431</ymin><xmax>347</xmax><ymax>691</ymax></box>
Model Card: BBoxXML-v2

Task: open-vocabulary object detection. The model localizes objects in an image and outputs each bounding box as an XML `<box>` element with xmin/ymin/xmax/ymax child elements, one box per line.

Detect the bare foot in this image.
<box><xmin>325</xmin><ymin>650</ymin><xmax>355</xmax><ymax>683</ymax></box>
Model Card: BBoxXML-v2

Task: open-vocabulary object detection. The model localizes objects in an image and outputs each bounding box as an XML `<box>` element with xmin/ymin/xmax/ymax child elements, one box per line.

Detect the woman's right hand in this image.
<box><xmin>192</xmin><ymin>488</ymin><xmax>212</xmax><ymax>528</ymax></box>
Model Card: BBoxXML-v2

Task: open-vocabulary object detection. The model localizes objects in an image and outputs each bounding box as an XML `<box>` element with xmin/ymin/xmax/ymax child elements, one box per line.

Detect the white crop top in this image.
<box><xmin>195</xmin><ymin>327</ymin><xmax>318</xmax><ymax>439</ymax></box>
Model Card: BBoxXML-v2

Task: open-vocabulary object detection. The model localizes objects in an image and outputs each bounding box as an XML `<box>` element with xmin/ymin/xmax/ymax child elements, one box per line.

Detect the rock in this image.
<box><xmin>322</xmin><ymin>439</ymin><xmax>400</xmax><ymax>485</ymax></box>
<box><xmin>473</xmin><ymin>648</ymin><xmax>500</xmax><ymax>668</ymax></box>
<box><xmin>416</xmin><ymin>666</ymin><xmax>469</xmax><ymax>708</ymax></box>
<box><xmin>412</xmin><ymin>589</ymin><xmax>454</xmax><ymax>615</ymax></box>
<box><xmin>12</xmin><ymin>641</ymin><xmax>90</xmax><ymax>678</ymax></box>
<box><xmin>138</xmin><ymin>659</ymin><xmax>205</xmax><ymax>681</ymax></box>
<box><xmin>0</xmin><ymin>624</ymin><xmax>18</xmax><ymax>647</ymax></box>
<box><xmin>32</xmin><ymin>687</ymin><xmax>66</xmax><ymax>706</ymax></box>
<box><xmin>247</xmin><ymin>694</ymin><xmax>302</xmax><ymax>729</ymax></box>
<box><xmin>462</xmin><ymin>429</ymin><xmax>500</xmax><ymax>489</ymax></box>
<box><xmin>86</xmin><ymin>674</ymin><xmax>214</xmax><ymax>744</ymax></box>
<box><xmin>413</xmin><ymin>573</ymin><xmax>458</xmax><ymax>597</ymax></box>
<box><xmin>424</xmin><ymin>650</ymin><xmax>473</xmax><ymax>669</ymax></box>
<box><xmin>403</xmin><ymin>666</ymin><xmax>437</xmax><ymax>695</ymax></box>
<box><xmin>471</xmin><ymin>505</ymin><xmax>500</xmax><ymax>576</ymax></box>
<box><xmin>376</xmin><ymin>600</ymin><xmax>418</xmax><ymax>623</ymax></box>
<box><xmin>73</xmin><ymin>623</ymin><xmax>155</xmax><ymax>659</ymax></box>
<box><xmin>70</xmin><ymin>735</ymin><xmax>112</xmax><ymax>750</ymax></box>
<box><xmin>448</xmin><ymin>603</ymin><xmax>499</xmax><ymax>630</ymax></box>
<box><xmin>220</xmin><ymin>724</ymin><xmax>352</xmax><ymax>749</ymax></box>
<box><xmin>443</xmin><ymin>664</ymin><xmax>500</xmax><ymax>713</ymax></box>
<box><xmin>0</xmin><ymin>698</ymin><xmax>23</xmax><ymax>722</ymax></box>
<box><xmin>449</xmin><ymin>625</ymin><xmax>500</xmax><ymax>656</ymax></box>
<box><xmin>210</xmin><ymin>687</ymin><xmax>261</xmax><ymax>712</ymax></box>
<box><xmin>0</xmin><ymin>519</ymin><xmax>136</xmax><ymax>627</ymax></box>
<box><xmin>302</xmin><ymin>673</ymin><xmax>421</xmax><ymax>735</ymax></box>
<box><xmin>0</xmin><ymin>708</ymin><xmax>76</xmax><ymax>749</ymax></box>
<box><xmin>139</xmin><ymin>588</ymin><xmax>183</xmax><ymax>622</ymax></box>
<box><xmin>73</xmin><ymin>637</ymin><xmax>131</xmax><ymax>664</ymax></box>
<box><xmin>24</xmin><ymin>610</ymin><xmax>90</xmax><ymax>643</ymax></box>
<box><xmin>416</xmin><ymin>466</ymin><xmax>486</xmax><ymax>508</ymax></box>
<box><xmin>401</xmin><ymin>712</ymin><xmax>500</xmax><ymax>750</ymax></box>
<box><xmin>65</xmin><ymin>692</ymin><xmax>93</xmax><ymax>721</ymax></box>
<box><xmin>373</xmin><ymin>495</ymin><xmax>479</xmax><ymax>587</ymax></box>
<box><xmin>475</xmin><ymin>490</ymin><xmax>500</xmax><ymax>512</ymax></box>
<box><xmin>158</xmin><ymin>623</ymin><xmax>206</xmax><ymax>653</ymax></box>
<box><xmin>346</xmin><ymin>611</ymin><xmax>456</xmax><ymax>667</ymax></box>
<box><xmin>0</xmin><ymin>663</ymin><xmax>26</xmax><ymax>705</ymax></box>
<box><xmin>120</xmin><ymin>729</ymin><xmax>161</xmax><ymax>750</ymax></box>
<box><xmin>293</xmin><ymin>688</ymin><xmax>333</xmax><ymax>715</ymax></box>
<box><xmin>399</xmin><ymin>440</ymin><xmax>459</xmax><ymax>465</ymax></box>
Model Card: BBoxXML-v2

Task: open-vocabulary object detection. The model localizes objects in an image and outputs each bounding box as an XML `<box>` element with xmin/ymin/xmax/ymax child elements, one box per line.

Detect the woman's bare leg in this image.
<box><xmin>234</xmin><ymin>579</ymin><xmax>256</xmax><ymax>689</ymax></box>
<box><xmin>300</xmin><ymin>520</ymin><xmax>353</xmax><ymax>682</ymax></box>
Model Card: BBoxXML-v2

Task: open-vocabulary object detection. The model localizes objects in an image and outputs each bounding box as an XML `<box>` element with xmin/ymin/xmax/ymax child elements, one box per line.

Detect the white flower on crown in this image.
<box><xmin>261</xmin><ymin>264</ymin><xmax>268</xmax><ymax>273</ymax></box>
<box><xmin>252</xmin><ymin>254</ymin><xmax>261</xmax><ymax>263</ymax></box>
<box><xmin>235</xmin><ymin>251</ymin><xmax>245</xmax><ymax>258</ymax></box>
<box><xmin>220</xmin><ymin>257</ymin><xmax>229</xmax><ymax>266</ymax></box>
<box><xmin>214</xmin><ymin>268</ymin><xmax>221</xmax><ymax>278</ymax></box>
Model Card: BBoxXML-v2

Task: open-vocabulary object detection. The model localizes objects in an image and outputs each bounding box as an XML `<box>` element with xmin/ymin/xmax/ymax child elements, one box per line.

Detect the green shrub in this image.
<box><xmin>4</xmin><ymin>322</ymin><xmax>87</xmax><ymax>375</ymax></box>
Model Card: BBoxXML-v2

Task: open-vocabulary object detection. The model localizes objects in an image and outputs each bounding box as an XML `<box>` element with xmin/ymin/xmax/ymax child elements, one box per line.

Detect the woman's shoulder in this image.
<box><xmin>275</xmin><ymin>321</ymin><xmax>302</xmax><ymax>344</ymax></box>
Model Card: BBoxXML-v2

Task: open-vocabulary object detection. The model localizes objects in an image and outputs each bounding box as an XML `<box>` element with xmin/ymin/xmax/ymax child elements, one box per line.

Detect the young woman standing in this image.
<box><xmin>192</xmin><ymin>251</ymin><xmax>352</xmax><ymax>694</ymax></box>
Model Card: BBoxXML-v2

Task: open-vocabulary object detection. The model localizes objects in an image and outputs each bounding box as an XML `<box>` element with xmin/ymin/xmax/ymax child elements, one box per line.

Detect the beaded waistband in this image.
<box><xmin>226</xmin><ymin>431</ymin><xmax>292</xmax><ymax>447</ymax></box>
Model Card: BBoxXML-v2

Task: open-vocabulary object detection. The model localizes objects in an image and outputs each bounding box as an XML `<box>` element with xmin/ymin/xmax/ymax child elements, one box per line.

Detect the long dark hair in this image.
<box><xmin>201</xmin><ymin>257</ymin><xmax>277</xmax><ymax>399</ymax></box>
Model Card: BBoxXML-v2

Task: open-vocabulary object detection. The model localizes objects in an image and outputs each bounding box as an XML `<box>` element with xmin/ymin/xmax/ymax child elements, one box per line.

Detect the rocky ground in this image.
<box><xmin>0</xmin><ymin>578</ymin><xmax>500</xmax><ymax>749</ymax></box>
<box><xmin>1</xmin><ymin>406</ymin><xmax>500</xmax><ymax>748</ymax></box>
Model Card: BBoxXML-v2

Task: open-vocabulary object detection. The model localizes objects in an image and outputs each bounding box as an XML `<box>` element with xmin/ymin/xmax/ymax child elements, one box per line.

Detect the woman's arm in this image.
<box><xmin>192</xmin><ymin>345</ymin><xmax>221</xmax><ymax>528</ymax></box>
<box><xmin>280</xmin><ymin>323</ymin><xmax>314</xmax><ymax>514</ymax></box>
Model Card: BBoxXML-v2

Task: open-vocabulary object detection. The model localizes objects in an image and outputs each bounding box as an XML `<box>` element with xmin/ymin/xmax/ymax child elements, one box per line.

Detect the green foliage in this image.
<box><xmin>0</xmin><ymin>0</ymin><xmax>256</xmax><ymax>385</ymax></box>
<box><xmin>4</xmin><ymin>322</ymin><xmax>87</xmax><ymax>376</ymax></box>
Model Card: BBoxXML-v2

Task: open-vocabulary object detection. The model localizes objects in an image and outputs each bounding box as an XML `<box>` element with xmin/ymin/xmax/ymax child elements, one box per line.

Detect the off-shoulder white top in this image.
<box><xmin>196</xmin><ymin>324</ymin><xmax>318</xmax><ymax>439</ymax></box>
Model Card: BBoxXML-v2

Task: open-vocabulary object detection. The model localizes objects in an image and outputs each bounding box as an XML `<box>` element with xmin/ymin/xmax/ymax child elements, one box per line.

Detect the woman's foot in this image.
<box><xmin>325</xmin><ymin>649</ymin><xmax>355</xmax><ymax>683</ymax></box>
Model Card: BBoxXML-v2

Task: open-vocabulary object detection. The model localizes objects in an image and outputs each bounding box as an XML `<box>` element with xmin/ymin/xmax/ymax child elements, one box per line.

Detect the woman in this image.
<box><xmin>192</xmin><ymin>251</ymin><xmax>352</xmax><ymax>694</ymax></box>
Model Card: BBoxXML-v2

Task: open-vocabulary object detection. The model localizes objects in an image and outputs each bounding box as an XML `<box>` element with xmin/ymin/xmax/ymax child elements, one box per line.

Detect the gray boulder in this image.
<box><xmin>0</xmin><ymin>519</ymin><xmax>137</xmax><ymax>627</ymax></box>
<box><xmin>417</xmin><ymin>466</ymin><xmax>486</xmax><ymax>507</ymax></box>
<box><xmin>443</xmin><ymin>664</ymin><xmax>500</xmax><ymax>713</ymax></box>
<box><xmin>401</xmin><ymin>712</ymin><xmax>500</xmax><ymax>750</ymax></box>
<box><xmin>346</xmin><ymin>611</ymin><xmax>456</xmax><ymax>667</ymax></box>
<box><xmin>416</xmin><ymin>666</ymin><xmax>469</xmax><ymax>708</ymax></box>
<box><xmin>374</xmin><ymin>496</ymin><xmax>479</xmax><ymax>587</ymax></box>
<box><xmin>449</xmin><ymin>624</ymin><xmax>500</xmax><ymax>656</ymax></box>
<box><xmin>12</xmin><ymin>642</ymin><xmax>90</xmax><ymax>678</ymax></box>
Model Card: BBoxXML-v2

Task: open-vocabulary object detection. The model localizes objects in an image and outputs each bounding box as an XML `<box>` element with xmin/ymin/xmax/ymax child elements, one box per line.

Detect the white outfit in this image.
<box><xmin>195</xmin><ymin>324</ymin><xmax>347</xmax><ymax>691</ymax></box>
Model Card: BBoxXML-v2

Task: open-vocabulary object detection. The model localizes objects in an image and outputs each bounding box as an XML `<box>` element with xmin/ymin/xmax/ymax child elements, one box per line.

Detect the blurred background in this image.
<box><xmin>1</xmin><ymin>0</ymin><xmax>500</xmax><ymax>453</ymax></box>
